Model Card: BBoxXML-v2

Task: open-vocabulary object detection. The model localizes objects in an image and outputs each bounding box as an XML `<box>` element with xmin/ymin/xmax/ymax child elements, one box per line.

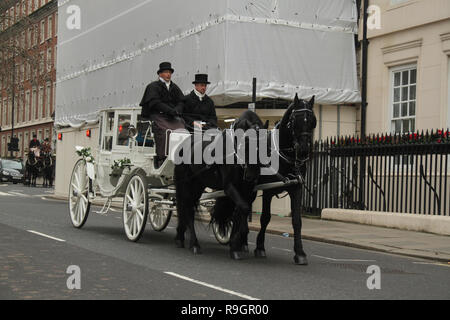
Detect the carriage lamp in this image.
<box><xmin>58</xmin><ymin>133</ymin><xmax>63</xmax><ymax>141</ymax></box>
<box><xmin>86</xmin><ymin>129</ymin><xmax>91</xmax><ymax>138</ymax></box>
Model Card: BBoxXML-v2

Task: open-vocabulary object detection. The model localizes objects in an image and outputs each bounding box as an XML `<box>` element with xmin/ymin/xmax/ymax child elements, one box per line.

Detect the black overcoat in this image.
<box><xmin>139</xmin><ymin>80</ymin><xmax>184</xmax><ymax>118</ymax></box>
<box><xmin>180</xmin><ymin>91</ymin><xmax>217</xmax><ymax>129</ymax></box>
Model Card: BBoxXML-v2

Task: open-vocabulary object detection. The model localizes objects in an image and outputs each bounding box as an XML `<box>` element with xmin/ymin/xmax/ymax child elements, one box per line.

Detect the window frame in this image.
<box><xmin>389</xmin><ymin>64</ymin><xmax>417</xmax><ymax>135</ymax></box>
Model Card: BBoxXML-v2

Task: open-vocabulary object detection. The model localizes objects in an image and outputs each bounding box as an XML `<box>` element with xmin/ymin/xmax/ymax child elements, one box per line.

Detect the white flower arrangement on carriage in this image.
<box><xmin>68</xmin><ymin>106</ymin><xmax>232</xmax><ymax>243</ymax></box>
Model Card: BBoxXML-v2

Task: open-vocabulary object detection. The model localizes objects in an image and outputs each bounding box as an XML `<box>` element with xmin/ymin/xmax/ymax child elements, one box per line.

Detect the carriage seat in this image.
<box><xmin>136</xmin><ymin>119</ymin><xmax>155</xmax><ymax>147</ymax></box>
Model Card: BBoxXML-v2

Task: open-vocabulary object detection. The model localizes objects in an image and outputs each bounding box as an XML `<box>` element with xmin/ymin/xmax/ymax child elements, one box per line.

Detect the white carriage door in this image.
<box><xmin>97</xmin><ymin>112</ymin><xmax>115</xmax><ymax>188</ymax></box>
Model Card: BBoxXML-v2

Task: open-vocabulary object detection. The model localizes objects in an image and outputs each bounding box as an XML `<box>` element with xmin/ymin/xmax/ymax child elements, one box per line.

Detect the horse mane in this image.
<box><xmin>234</xmin><ymin>110</ymin><xmax>264</xmax><ymax>129</ymax></box>
<box><xmin>279</xmin><ymin>102</ymin><xmax>297</xmax><ymax>128</ymax></box>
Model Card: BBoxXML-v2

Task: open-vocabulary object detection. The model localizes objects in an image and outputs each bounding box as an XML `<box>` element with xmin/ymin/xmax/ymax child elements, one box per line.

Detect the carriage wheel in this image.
<box><xmin>212</xmin><ymin>221</ymin><xmax>232</xmax><ymax>245</ymax></box>
<box><xmin>123</xmin><ymin>173</ymin><xmax>149</xmax><ymax>242</ymax></box>
<box><xmin>149</xmin><ymin>200</ymin><xmax>173</xmax><ymax>232</ymax></box>
<box><xmin>69</xmin><ymin>159</ymin><xmax>91</xmax><ymax>228</ymax></box>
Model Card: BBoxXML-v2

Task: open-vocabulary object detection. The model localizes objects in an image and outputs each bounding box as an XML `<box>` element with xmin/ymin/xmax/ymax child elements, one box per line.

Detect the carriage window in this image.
<box><xmin>116</xmin><ymin>114</ymin><xmax>131</xmax><ymax>146</ymax></box>
<box><xmin>103</xmin><ymin>136</ymin><xmax>113</xmax><ymax>151</ymax></box>
<box><xmin>98</xmin><ymin>115</ymin><xmax>103</xmax><ymax>147</ymax></box>
<box><xmin>105</xmin><ymin>112</ymin><xmax>114</xmax><ymax>134</ymax></box>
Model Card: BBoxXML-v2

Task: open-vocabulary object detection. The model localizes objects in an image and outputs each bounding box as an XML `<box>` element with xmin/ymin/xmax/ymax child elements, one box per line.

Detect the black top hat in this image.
<box><xmin>192</xmin><ymin>74</ymin><xmax>210</xmax><ymax>84</ymax></box>
<box><xmin>157</xmin><ymin>62</ymin><xmax>174</xmax><ymax>74</ymax></box>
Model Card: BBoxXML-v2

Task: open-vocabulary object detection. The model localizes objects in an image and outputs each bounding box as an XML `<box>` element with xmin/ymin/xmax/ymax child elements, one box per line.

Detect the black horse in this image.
<box><xmin>42</xmin><ymin>153</ymin><xmax>55</xmax><ymax>187</ymax></box>
<box><xmin>25</xmin><ymin>152</ymin><xmax>41</xmax><ymax>187</ymax></box>
<box><xmin>253</xmin><ymin>94</ymin><xmax>317</xmax><ymax>265</ymax></box>
<box><xmin>174</xmin><ymin>110</ymin><xmax>267</xmax><ymax>259</ymax></box>
<box><xmin>211</xmin><ymin>95</ymin><xmax>317</xmax><ymax>265</ymax></box>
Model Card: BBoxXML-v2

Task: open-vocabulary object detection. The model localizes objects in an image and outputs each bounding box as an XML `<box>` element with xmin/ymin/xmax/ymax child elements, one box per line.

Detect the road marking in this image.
<box><xmin>312</xmin><ymin>254</ymin><xmax>376</xmax><ymax>262</ymax></box>
<box><xmin>272</xmin><ymin>246</ymin><xmax>292</xmax><ymax>253</ymax></box>
<box><xmin>9</xmin><ymin>191</ymin><xmax>31</xmax><ymax>197</ymax></box>
<box><xmin>27</xmin><ymin>230</ymin><xmax>66</xmax><ymax>242</ymax></box>
<box><xmin>164</xmin><ymin>272</ymin><xmax>259</xmax><ymax>300</ymax></box>
<box><xmin>412</xmin><ymin>262</ymin><xmax>450</xmax><ymax>268</ymax></box>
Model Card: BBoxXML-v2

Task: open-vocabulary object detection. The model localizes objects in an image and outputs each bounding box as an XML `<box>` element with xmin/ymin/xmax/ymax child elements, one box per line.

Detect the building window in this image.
<box><xmin>391</xmin><ymin>65</ymin><xmax>417</xmax><ymax>134</ymax></box>
<box><xmin>40</xmin><ymin>20</ymin><xmax>45</xmax><ymax>44</ymax></box>
<box><xmin>38</xmin><ymin>87</ymin><xmax>44</xmax><ymax>119</ymax></box>
<box><xmin>18</xmin><ymin>133</ymin><xmax>23</xmax><ymax>155</ymax></box>
<box><xmin>1</xmin><ymin>136</ymin><xmax>6</xmax><ymax>157</ymax></box>
<box><xmin>32</xmin><ymin>87</ymin><xmax>37</xmax><ymax>121</ymax></box>
<box><xmin>8</xmin><ymin>97</ymin><xmax>12</xmax><ymax>125</ymax></box>
<box><xmin>48</xmin><ymin>16</ymin><xmax>52</xmax><ymax>39</ymax></box>
<box><xmin>25</xmin><ymin>91</ymin><xmax>30</xmax><ymax>122</ymax></box>
<box><xmin>18</xmin><ymin>93</ymin><xmax>23</xmax><ymax>123</ymax></box>
<box><xmin>24</xmin><ymin>132</ymin><xmax>29</xmax><ymax>152</ymax></box>
<box><xmin>2</xmin><ymin>99</ymin><xmax>6</xmax><ymax>126</ymax></box>
<box><xmin>46</xmin><ymin>82</ymin><xmax>51</xmax><ymax>118</ymax></box>
<box><xmin>16</xmin><ymin>3</ymin><xmax>20</xmax><ymax>21</ymax></box>
<box><xmin>34</xmin><ymin>25</ymin><xmax>38</xmax><ymax>46</ymax></box>
<box><xmin>39</xmin><ymin>52</ymin><xmax>44</xmax><ymax>74</ymax></box>
<box><xmin>47</xmin><ymin>48</ymin><xmax>52</xmax><ymax>72</ymax></box>
<box><xmin>14</xmin><ymin>95</ymin><xmax>18</xmax><ymax>125</ymax></box>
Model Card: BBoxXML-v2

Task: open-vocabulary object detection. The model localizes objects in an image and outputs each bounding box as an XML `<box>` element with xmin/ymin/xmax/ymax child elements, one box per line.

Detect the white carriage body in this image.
<box><xmin>87</xmin><ymin>106</ymin><xmax>190</xmax><ymax>199</ymax></box>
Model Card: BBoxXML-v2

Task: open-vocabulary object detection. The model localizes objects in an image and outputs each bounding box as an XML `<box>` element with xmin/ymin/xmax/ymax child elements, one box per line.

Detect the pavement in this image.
<box><xmin>49</xmin><ymin>194</ymin><xmax>450</xmax><ymax>263</ymax></box>
<box><xmin>245</xmin><ymin>213</ymin><xmax>450</xmax><ymax>263</ymax></box>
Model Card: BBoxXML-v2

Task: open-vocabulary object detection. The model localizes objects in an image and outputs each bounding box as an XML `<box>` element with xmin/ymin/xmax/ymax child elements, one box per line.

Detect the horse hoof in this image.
<box><xmin>294</xmin><ymin>255</ymin><xmax>308</xmax><ymax>266</ymax></box>
<box><xmin>254</xmin><ymin>249</ymin><xmax>267</xmax><ymax>258</ymax></box>
<box><xmin>230</xmin><ymin>251</ymin><xmax>243</xmax><ymax>260</ymax></box>
<box><xmin>191</xmin><ymin>246</ymin><xmax>202</xmax><ymax>255</ymax></box>
<box><xmin>175</xmin><ymin>240</ymin><xmax>185</xmax><ymax>248</ymax></box>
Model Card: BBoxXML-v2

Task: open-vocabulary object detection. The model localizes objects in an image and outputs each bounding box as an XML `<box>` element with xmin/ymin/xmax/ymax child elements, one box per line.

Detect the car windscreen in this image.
<box><xmin>2</xmin><ymin>160</ymin><xmax>23</xmax><ymax>170</ymax></box>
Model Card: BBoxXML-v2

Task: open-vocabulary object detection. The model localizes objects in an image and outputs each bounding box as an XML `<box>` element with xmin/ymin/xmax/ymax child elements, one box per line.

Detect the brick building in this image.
<box><xmin>0</xmin><ymin>0</ymin><xmax>57</xmax><ymax>159</ymax></box>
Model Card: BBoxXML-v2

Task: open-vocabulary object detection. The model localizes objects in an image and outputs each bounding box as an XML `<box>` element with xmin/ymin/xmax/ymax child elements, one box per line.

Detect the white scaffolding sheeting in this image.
<box><xmin>55</xmin><ymin>0</ymin><xmax>361</xmax><ymax>127</ymax></box>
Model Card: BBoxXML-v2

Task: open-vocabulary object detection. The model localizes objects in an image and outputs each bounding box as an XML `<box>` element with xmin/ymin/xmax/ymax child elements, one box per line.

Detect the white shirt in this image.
<box><xmin>159</xmin><ymin>77</ymin><xmax>171</xmax><ymax>90</ymax></box>
<box><xmin>194</xmin><ymin>88</ymin><xmax>205</xmax><ymax>101</ymax></box>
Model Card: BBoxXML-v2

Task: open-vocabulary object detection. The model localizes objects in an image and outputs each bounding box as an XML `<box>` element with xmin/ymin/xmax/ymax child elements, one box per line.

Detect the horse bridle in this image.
<box><xmin>229</xmin><ymin>121</ymin><xmax>262</xmax><ymax>182</ymax></box>
<box><xmin>280</xmin><ymin>107</ymin><xmax>315</xmax><ymax>168</ymax></box>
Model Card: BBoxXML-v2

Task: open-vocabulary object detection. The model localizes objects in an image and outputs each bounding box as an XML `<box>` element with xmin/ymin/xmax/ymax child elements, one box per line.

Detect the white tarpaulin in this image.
<box><xmin>55</xmin><ymin>0</ymin><xmax>361</xmax><ymax>127</ymax></box>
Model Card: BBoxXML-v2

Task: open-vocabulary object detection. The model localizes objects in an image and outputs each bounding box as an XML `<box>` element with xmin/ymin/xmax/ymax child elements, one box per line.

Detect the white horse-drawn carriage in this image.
<box><xmin>67</xmin><ymin>94</ymin><xmax>316</xmax><ymax>265</ymax></box>
<box><xmin>68</xmin><ymin>106</ymin><xmax>235</xmax><ymax>243</ymax></box>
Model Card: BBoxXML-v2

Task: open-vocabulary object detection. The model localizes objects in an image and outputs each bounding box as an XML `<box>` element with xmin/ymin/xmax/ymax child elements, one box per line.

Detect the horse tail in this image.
<box><xmin>210</xmin><ymin>197</ymin><xmax>235</xmax><ymax>235</ymax></box>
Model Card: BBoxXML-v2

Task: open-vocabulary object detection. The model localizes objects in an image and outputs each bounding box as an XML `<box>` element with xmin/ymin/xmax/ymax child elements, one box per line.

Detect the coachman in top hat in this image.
<box><xmin>180</xmin><ymin>74</ymin><xmax>217</xmax><ymax>132</ymax></box>
<box><xmin>139</xmin><ymin>62</ymin><xmax>185</xmax><ymax>168</ymax></box>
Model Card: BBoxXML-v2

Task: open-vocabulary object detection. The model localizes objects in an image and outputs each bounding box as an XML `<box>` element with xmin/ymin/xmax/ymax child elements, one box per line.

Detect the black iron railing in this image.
<box><xmin>302</xmin><ymin>129</ymin><xmax>450</xmax><ymax>216</ymax></box>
